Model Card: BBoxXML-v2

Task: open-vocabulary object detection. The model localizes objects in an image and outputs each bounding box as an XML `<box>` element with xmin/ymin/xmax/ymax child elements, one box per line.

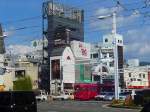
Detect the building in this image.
<box><xmin>124</xmin><ymin>66</ymin><xmax>150</xmax><ymax>89</ymax></box>
<box><xmin>42</xmin><ymin>1</ymin><xmax>84</xmax><ymax>64</ymax></box>
<box><xmin>41</xmin><ymin>1</ymin><xmax>84</xmax><ymax>92</ymax></box>
<box><xmin>91</xmin><ymin>33</ymin><xmax>124</xmax><ymax>86</ymax></box>
<box><xmin>71</xmin><ymin>40</ymin><xmax>91</xmax><ymax>83</ymax></box>
<box><xmin>50</xmin><ymin>46</ymin><xmax>75</xmax><ymax>94</ymax></box>
<box><xmin>127</xmin><ymin>59</ymin><xmax>139</xmax><ymax>67</ymax></box>
<box><xmin>1</xmin><ymin>57</ymin><xmax>39</xmax><ymax>91</ymax></box>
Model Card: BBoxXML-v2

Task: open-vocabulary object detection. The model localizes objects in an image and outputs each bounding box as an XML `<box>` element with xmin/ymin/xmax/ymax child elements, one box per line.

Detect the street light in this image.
<box><xmin>98</xmin><ymin>12</ymin><xmax>119</xmax><ymax>100</ymax></box>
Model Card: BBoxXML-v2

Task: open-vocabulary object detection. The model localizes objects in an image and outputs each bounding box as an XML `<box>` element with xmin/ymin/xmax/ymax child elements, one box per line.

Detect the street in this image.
<box><xmin>37</xmin><ymin>101</ymin><xmax>139</xmax><ymax>112</ymax></box>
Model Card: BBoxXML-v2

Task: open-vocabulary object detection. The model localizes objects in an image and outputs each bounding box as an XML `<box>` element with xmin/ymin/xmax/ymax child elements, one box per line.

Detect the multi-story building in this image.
<box><xmin>91</xmin><ymin>33</ymin><xmax>124</xmax><ymax>86</ymax></box>
<box><xmin>49</xmin><ymin>40</ymin><xmax>91</xmax><ymax>94</ymax></box>
<box><xmin>41</xmin><ymin>1</ymin><xmax>84</xmax><ymax>92</ymax></box>
<box><xmin>124</xmin><ymin>66</ymin><xmax>150</xmax><ymax>89</ymax></box>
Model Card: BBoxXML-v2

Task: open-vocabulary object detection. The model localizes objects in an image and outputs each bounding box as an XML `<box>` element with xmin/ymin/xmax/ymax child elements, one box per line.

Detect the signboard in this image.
<box><xmin>51</xmin><ymin>59</ymin><xmax>60</xmax><ymax>80</ymax></box>
<box><xmin>71</xmin><ymin>41</ymin><xmax>91</xmax><ymax>59</ymax></box>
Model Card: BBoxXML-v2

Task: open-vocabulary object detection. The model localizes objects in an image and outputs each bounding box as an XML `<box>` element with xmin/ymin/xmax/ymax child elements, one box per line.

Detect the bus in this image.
<box><xmin>74</xmin><ymin>83</ymin><xmax>114</xmax><ymax>100</ymax></box>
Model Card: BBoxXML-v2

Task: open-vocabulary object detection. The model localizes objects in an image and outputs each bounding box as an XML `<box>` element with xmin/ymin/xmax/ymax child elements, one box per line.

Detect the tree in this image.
<box><xmin>13</xmin><ymin>76</ymin><xmax>33</xmax><ymax>91</ymax></box>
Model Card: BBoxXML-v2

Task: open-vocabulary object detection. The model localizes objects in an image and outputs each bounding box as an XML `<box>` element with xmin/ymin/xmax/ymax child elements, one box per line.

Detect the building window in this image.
<box><xmin>139</xmin><ymin>74</ymin><xmax>141</xmax><ymax>78</ymax></box>
<box><xmin>109</xmin><ymin>62</ymin><xmax>114</xmax><ymax>67</ymax></box>
<box><xmin>105</xmin><ymin>38</ymin><xmax>108</xmax><ymax>42</ymax></box>
<box><xmin>90</xmin><ymin>54</ymin><xmax>93</xmax><ymax>59</ymax></box>
<box><xmin>93</xmin><ymin>53</ymin><xmax>98</xmax><ymax>58</ymax></box>
<box><xmin>103</xmin><ymin>53</ymin><xmax>107</xmax><ymax>58</ymax></box>
<box><xmin>129</xmin><ymin>73</ymin><xmax>131</xmax><ymax>77</ymax></box>
<box><xmin>143</xmin><ymin>74</ymin><xmax>145</xmax><ymax>78</ymax></box>
<box><xmin>109</xmin><ymin>53</ymin><xmax>114</xmax><ymax>58</ymax></box>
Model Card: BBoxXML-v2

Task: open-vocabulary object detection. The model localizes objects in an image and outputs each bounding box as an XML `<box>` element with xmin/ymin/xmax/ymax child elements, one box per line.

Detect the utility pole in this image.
<box><xmin>112</xmin><ymin>12</ymin><xmax>119</xmax><ymax>100</ymax></box>
<box><xmin>98</xmin><ymin>12</ymin><xmax>119</xmax><ymax>100</ymax></box>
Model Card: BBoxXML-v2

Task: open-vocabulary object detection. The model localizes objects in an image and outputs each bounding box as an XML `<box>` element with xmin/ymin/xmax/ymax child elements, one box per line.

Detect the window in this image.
<box><xmin>139</xmin><ymin>74</ymin><xmax>141</xmax><ymax>78</ymax></box>
<box><xmin>93</xmin><ymin>53</ymin><xmax>98</xmax><ymax>58</ymax></box>
<box><xmin>105</xmin><ymin>38</ymin><xmax>108</xmax><ymax>42</ymax></box>
<box><xmin>90</xmin><ymin>54</ymin><xmax>92</xmax><ymax>58</ymax></box>
<box><xmin>109</xmin><ymin>62</ymin><xmax>114</xmax><ymax>67</ymax></box>
<box><xmin>109</xmin><ymin>53</ymin><xmax>114</xmax><ymax>58</ymax></box>
<box><xmin>129</xmin><ymin>73</ymin><xmax>131</xmax><ymax>77</ymax></box>
<box><xmin>103</xmin><ymin>53</ymin><xmax>107</xmax><ymax>58</ymax></box>
<box><xmin>137</xmin><ymin>79</ymin><xmax>141</xmax><ymax>81</ymax></box>
<box><xmin>143</xmin><ymin>74</ymin><xmax>145</xmax><ymax>78</ymax></box>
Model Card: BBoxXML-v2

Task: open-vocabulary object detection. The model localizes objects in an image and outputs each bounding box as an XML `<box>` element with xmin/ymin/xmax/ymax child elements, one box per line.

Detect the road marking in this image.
<box><xmin>48</xmin><ymin>110</ymin><xmax>57</xmax><ymax>112</ymax></box>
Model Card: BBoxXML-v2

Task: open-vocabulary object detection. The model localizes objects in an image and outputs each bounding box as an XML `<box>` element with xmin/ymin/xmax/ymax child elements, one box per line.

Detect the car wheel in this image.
<box><xmin>97</xmin><ymin>98</ymin><xmax>101</xmax><ymax>101</ymax></box>
<box><xmin>61</xmin><ymin>98</ymin><xmax>64</xmax><ymax>101</ymax></box>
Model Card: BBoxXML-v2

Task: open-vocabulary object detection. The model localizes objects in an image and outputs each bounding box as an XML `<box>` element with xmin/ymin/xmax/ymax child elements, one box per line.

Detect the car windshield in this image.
<box><xmin>120</xmin><ymin>92</ymin><xmax>131</xmax><ymax>96</ymax></box>
<box><xmin>108</xmin><ymin>93</ymin><xmax>114</xmax><ymax>95</ymax></box>
<box><xmin>101</xmin><ymin>93</ymin><xmax>106</xmax><ymax>95</ymax></box>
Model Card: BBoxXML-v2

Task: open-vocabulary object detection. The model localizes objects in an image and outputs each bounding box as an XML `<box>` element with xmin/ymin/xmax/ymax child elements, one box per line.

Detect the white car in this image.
<box><xmin>52</xmin><ymin>93</ymin><xmax>70</xmax><ymax>100</ymax></box>
<box><xmin>36</xmin><ymin>91</ymin><xmax>48</xmax><ymax>101</ymax></box>
<box><xmin>95</xmin><ymin>92</ymin><xmax>107</xmax><ymax>101</ymax></box>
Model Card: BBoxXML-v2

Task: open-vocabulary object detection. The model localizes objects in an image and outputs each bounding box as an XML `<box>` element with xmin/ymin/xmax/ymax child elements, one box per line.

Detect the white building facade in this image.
<box><xmin>50</xmin><ymin>46</ymin><xmax>75</xmax><ymax>94</ymax></box>
<box><xmin>91</xmin><ymin>33</ymin><xmax>124</xmax><ymax>85</ymax></box>
<box><xmin>124</xmin><ymin>66</ymin><xmax>150</xmax><ymax>89</ymax></box>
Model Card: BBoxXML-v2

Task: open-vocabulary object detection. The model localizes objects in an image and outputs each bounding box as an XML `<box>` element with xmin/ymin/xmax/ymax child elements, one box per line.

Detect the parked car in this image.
<box><xmin>104</xmin><ymin>92</ymin><xmax>115</xmax><ymax>101</ymax></box>
<box><xmin>52</xmin><ymin>92</ymin><xmax>73</xmax><ymax>100</ymax></box>
<box><xmin>0</xmin><ymin>91</ymin><xmax>37</xmax><ymax>112</ymax></box>
<box><xmin>119</xmin><ymin>92</ymin><xmax>131</xmax><ymax>100</ymax></box>
<box><xmin>95</xmin><ymin>92</ymin><xmax>107</xmax><ymax>101</ymax></box>
<box><xmin>35</xmin><ymin>90</ymin><xmax>48</xmax><ymax>101</ymax></box>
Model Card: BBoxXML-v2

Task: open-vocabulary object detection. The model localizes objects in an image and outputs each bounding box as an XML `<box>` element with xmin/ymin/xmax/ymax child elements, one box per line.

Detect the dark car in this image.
<box><xmin>0</xmin><ymin>91</ymin><xmax>37</xmax><ymax>112</ymax></box>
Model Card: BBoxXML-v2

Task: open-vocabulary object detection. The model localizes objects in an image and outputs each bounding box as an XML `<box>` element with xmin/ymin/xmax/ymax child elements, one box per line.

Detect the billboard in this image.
<box><xmin>51</xmin><ymin>59</ymin><xmax>60</xmax><ymax>79</ymax></box>
<box><xmin>71</xmin><ymin>41</ymin><xmax>91</xmax><ymax>59</ymax></box>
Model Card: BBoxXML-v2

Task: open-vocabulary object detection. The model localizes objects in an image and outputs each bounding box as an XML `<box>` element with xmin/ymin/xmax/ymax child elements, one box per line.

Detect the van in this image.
<box><xmin>0</xmin><ymin>91</ymin><xmax>37</xmax><ymax>112</ymax></box>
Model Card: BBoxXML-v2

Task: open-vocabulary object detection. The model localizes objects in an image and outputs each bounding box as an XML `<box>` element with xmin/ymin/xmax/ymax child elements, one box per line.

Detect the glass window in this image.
<box><xmin>93</xmin><ymin>53</ymin><xmax>98</xmax><ymax>58</ymax></box>
<box><xmin>139</xmin><ymin>74</ymin><xmax>141</xmax><ymax>78</ymax></box>
<box><xmin>143</xmin><ymin>74</ymin><xmax>145</xmax><ymax>78</ymax></box>
<box><xmin>105</xmin><ymin>38</ymin><xmax>108</xmax><ymax>42</ymax></box>
<box><xmin>129</xmin><ymin>73</ymin><xmax>131</xmax><ymax>77</ymax></box>
<box><xmin>109</xmin><ymin>62</ymin><xmax>114</xmax><ymax>67</ymax></box>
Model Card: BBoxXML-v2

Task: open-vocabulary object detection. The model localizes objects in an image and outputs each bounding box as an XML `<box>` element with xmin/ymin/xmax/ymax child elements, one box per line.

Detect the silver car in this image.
<box><xmin>104</xmin><ymin>92</ymin><xmax>115</xmax><ymax>101</ymax></box>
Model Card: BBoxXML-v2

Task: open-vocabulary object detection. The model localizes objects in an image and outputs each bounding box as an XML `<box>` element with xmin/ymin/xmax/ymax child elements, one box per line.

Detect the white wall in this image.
<box><xmin>124</xmin><ymin>66</ymin><xmax>149</xmax><ymax>88</ymax></box>
<box><xmin>62</xmin><ymin>47</ymin><xmax>75</xmax><ymax>83</ymax></box>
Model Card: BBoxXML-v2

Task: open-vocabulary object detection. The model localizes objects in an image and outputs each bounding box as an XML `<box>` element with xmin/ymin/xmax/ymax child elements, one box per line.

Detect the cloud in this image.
<box><xmin>90</xmin><ymin>7</ymin><xmax>140</xmax><ymax>30</ymax></box>
<box><xmin>124</xmin><ymin>27</ymin><xmax>150</xmax><ymax>61</ymax></box>
<box><xmin>6</xmin><ymin>45</ymin><xmax>33</xmax><ymax>55</ymax></box>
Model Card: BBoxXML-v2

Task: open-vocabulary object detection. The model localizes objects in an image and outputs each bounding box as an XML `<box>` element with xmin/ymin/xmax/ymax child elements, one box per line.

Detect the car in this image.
<box><xmin>104</xmin><ymin>92</ymin><xmax>115</xmax><ymax>101</ymax></box>
<box><xmin>52</xmin><ymin>92</ymin><xmax>72</xmax><ymax>100</ymax></box>
<box><xmin>119</xmin><ymin>92</ymin><xmax>131</xmax><ymax>100</ymax></box>
<box><xmin>0</xmin><ymin>91</ymin><xmax>37</xmax><ymax>112</ymax></box>
<box><xmin>35</xmin><ymin>90</ymin><xmax>48</xmax><ymax>101</ymax></box>
<box><xmin>95</xmin><ymin>92</ymin><xmax>107</xmax><ymax>101</ymax></box>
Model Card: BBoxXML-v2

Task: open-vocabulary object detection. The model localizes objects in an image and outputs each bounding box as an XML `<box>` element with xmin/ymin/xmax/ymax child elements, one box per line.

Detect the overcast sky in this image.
<box><xmin>0</xmin><ymin>0</ymin><xmax>150</xmax><ymax>61</ymax></box>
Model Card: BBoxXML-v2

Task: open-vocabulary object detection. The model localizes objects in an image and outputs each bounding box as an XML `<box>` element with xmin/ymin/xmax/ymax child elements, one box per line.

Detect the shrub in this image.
<box><xmin>112</xmin><ymin>99</ymin><xmax>120</xmax><ymax>105</ymax></box>
<box><xmin>13</xmin><ymin>76</ymin><xmax>33</xmax><ymax>91</ymax></box>
<box><xmin>123</xmin><ymin>95</ymin><xmax>135</xmax><ymax>106</ymax></box>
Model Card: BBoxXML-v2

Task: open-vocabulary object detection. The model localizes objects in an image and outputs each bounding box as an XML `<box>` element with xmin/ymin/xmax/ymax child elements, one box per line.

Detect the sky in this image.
<box><xmin>0</xmin><ymin>0</ymin><xmax>150</xmax><ymax>62</ymax></box>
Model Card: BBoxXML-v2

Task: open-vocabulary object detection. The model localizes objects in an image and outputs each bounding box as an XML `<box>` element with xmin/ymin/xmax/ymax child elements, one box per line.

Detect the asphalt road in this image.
<box><xmin>37</xmin><ymin>101</ymin><xmax>140</xmax><ymax>112</ymax></box>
